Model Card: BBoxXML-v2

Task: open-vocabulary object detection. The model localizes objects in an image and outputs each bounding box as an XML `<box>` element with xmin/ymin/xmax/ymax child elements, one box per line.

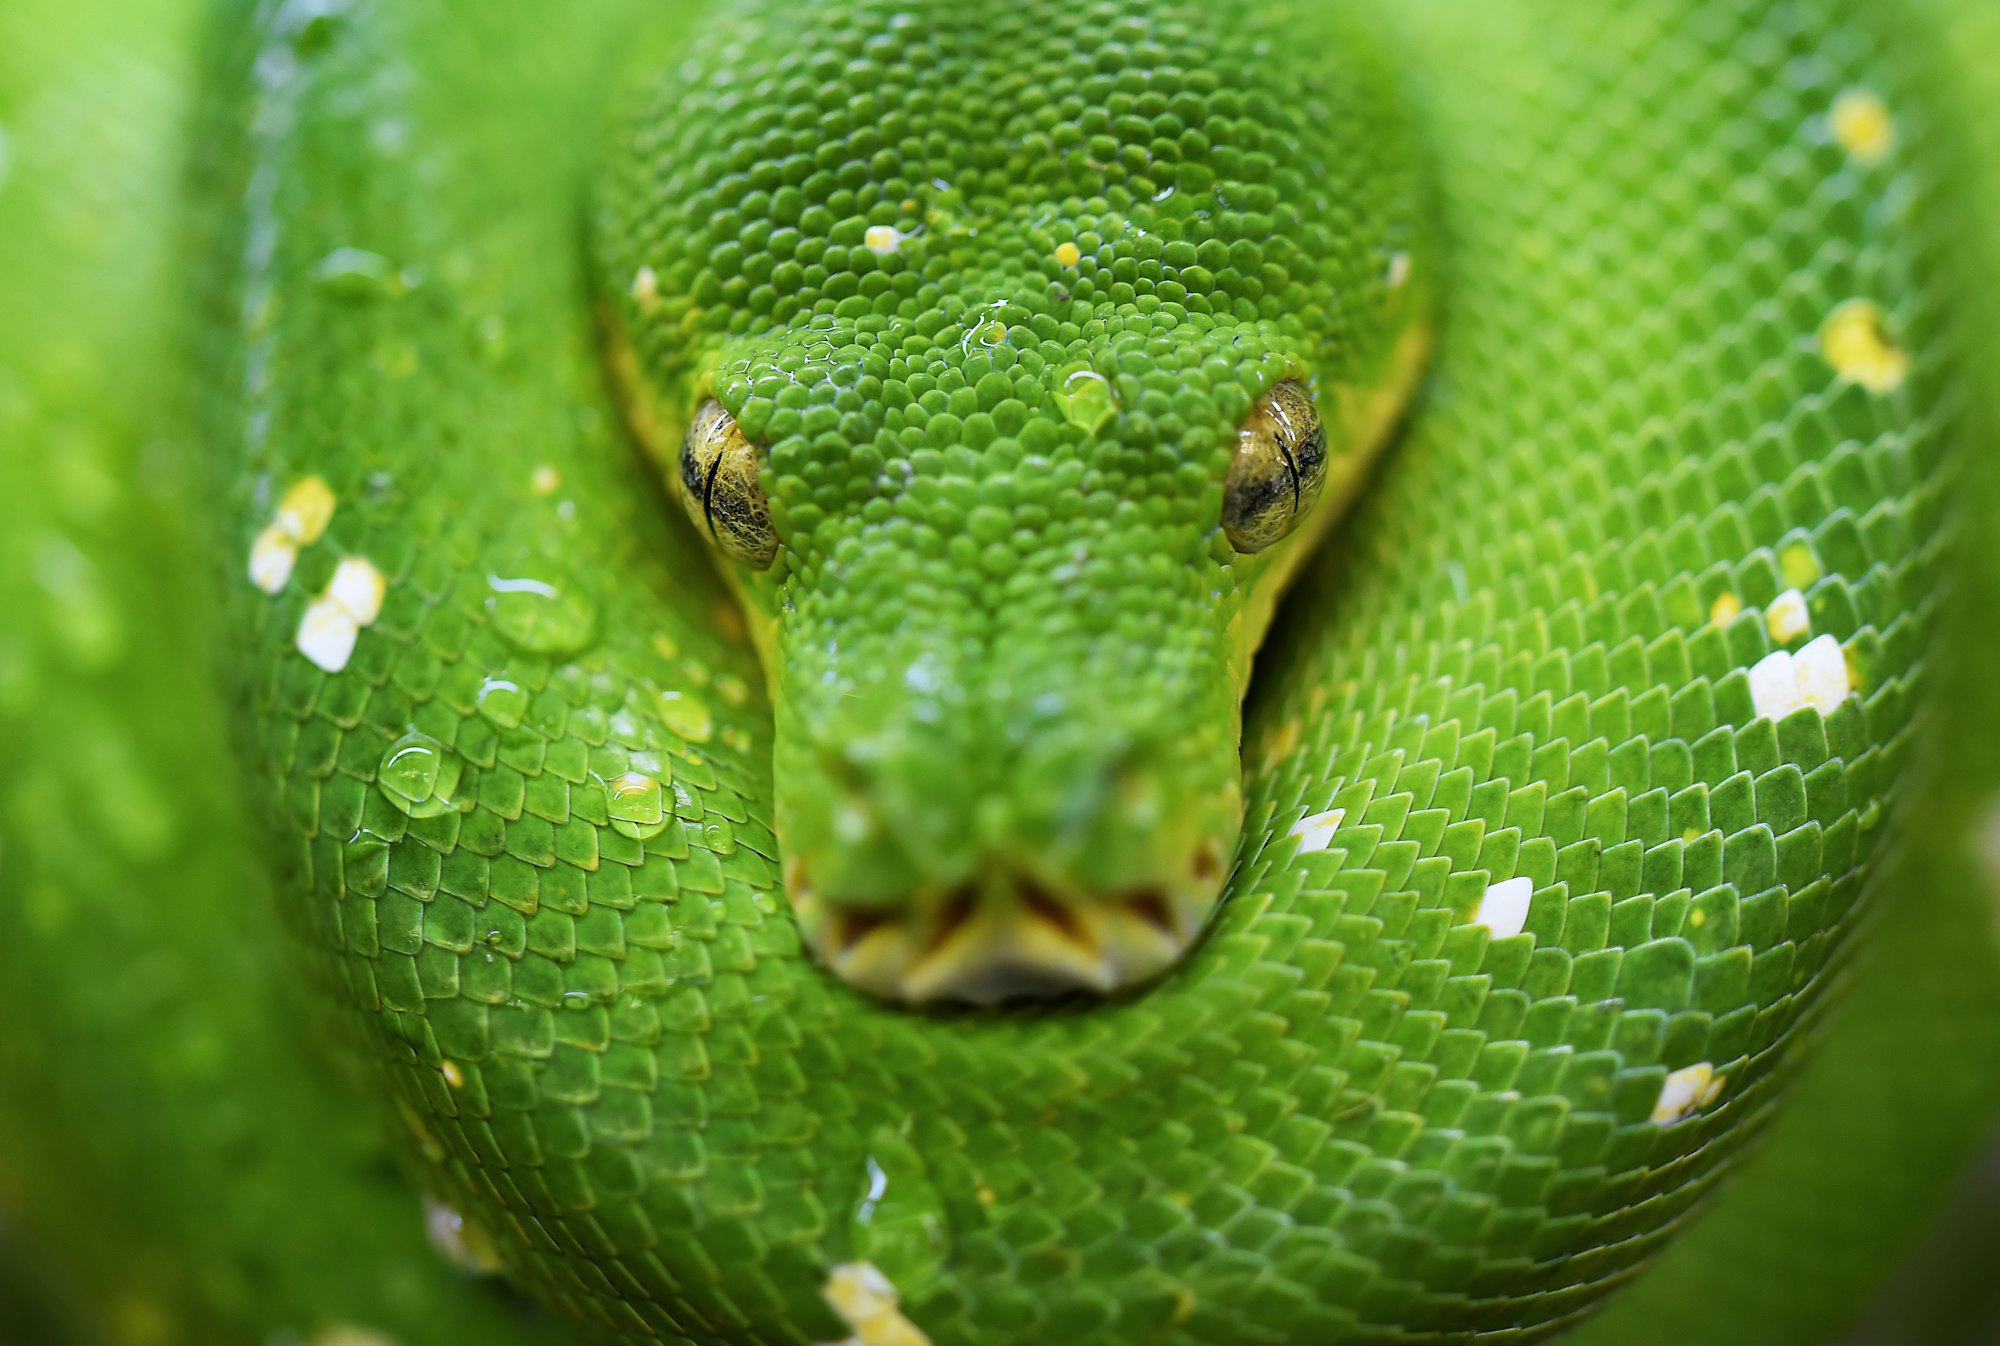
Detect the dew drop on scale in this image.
<box><xmin>377</xmin><ymin>731</ymin><xmax>464</xmax><ymax>817</ymax></box>
<box><xmin>485</xmin><ymin>571</ymin><xmax>598</xmax><ymax>656</ymax></box>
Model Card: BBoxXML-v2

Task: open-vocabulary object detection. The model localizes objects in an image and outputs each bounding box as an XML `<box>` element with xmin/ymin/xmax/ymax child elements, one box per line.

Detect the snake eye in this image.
<box><xmin>1221</xmin><ymin>380</ymin><xmax>1327</xmax><ymax>554</ymax></box>
<box><xmin>679</xmin><ymin>398</ymin><xmax>777</xmax><ymax>569</ymax></box>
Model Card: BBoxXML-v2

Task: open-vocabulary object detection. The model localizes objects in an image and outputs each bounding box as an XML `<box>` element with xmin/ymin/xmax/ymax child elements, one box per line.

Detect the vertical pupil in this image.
<box><xmin>1274</xmin><ymin>432</ymin><xmax>1302</xmax><ymax>515</ymax></box>
<box><xmin>697</xmin><ymin>435</ymin><xmax>723</xmax><ymax>539</ymax></box>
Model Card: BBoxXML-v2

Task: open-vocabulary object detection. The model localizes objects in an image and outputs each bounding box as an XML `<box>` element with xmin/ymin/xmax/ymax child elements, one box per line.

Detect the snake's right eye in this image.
<box><xmin>678</xmin><ymin>398</ymin><xmax>777</xmax><ymax>569</ymax></box>
<box><xmin>1221</xmin><ymin>379</ymin><xmax>1328</xmax><ymax>554</ymax></box>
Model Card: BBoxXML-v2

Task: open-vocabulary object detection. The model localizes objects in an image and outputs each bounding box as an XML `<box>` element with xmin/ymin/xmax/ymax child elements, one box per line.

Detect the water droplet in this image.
<box><xmin>33</xmin><ymin>534</ymin><xmax>125</xmax><ymax>672</ymax></box>
<box><xmin>1054</xmin><ymin>367</ymin><xmax>1118</xmax><ymax>435</ymax></box>
<box><xmin>379</xmin><ymin>733</ymin><xmax>439</xmax><ymax>800</ymax></box>
<box><xmin>664</xmin><ymin>781</ymin><xmax>703</xmax><ymax>826</ymax></box>
<box><xmin>959</xmin><ymin>317</ymin><xmax>1009</xmax><ymax>357</ymax></box>
<box><xmin>474</xmin><ymin>313</ymin><xmax>507</xmax><ymax>362</ymax></box>
<box><xmin>604</xmin><ymin>770</ymin><xmax>664</xmax><ymax>824</ymax></box>
<box><xmin>846</xmin><ymin>1129</ymin><xmax>948</xmax><ymax>1292</ymax></box>
<box><xmin>378</xmin><ymin>731</ymin><xmax>463</xmax><ymax>817</ymax></box>
<box><xmin>310</xmin><ymin>247</ymin><xmax>408</xmax><ymax>300</ymax></box>
<box><xmin>476</xmin><ymin>676</ymin><xmax>526</xmax><ymax>728</ymax></box>
<box><xmin>423</xmin><ymin>1193</ymin><xmax>504</xmax><ymax>1274</ymax></box>
<box><xmin>656</xmin><ymin>689</ymin><xmax>713</xmax><ymax>743</ymax></box>
<box><xmin>485</xmin><ymin>573</ymin><xmax>597</xmax><ymax>655</ymax></box>
<box><xmin>603</xmin><ymin>770</ymin><xmax>669</xmax><ymax>839</ymax></box>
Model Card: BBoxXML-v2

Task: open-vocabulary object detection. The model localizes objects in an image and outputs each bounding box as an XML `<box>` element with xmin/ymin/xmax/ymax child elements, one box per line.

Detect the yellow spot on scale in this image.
<box><xmin>250</xmin><ymin>475</ymin><xmax>339</xmax><ymax>594</ymax></box>
<box><xmin>440</xmin><ymin>1059</ymin><xmax>465</xmax><ymax>1089</ymax></box>
<box><xmin>819</xmin><ymin>1263</ymin><xmax>932</xmax><ymax>1346</ymax></box>
<box><xmin>397</xmin><ymin>1099</ymin><xmax>436</xmax><ymax>1147</ymax></box>
<box><xmin>1651</xmin><ymin>1061</ymin><xmax>1725</xmax><ymax>1126</ymax></box>
<box><xmin>1261</xmin><ymin>716</ymin><xmax>1300</xmax><ymax>769</ymax></box>
<box><xmin>1795</xmin><ymin>634</ymin><xmax>1853</xmax><ymax>712</ymax></box>
<box><xmin>277</xmin><ymin>475</ymin><xmax>337</xmax><ymax>544</ymax></box>
<box><xmin>1470</xmin><ymin>876</ymin><xmax>1534</xmax><ymax>940</ymax></box>
<box><xmin>1820</xmin><ymin>298</ymin><xmax>1908</xmax><ymax>393</ymax></box>
<box><xmin>864</xmin><ymin>224</ymin><xmax>902</xmax><ymax>255</ymax></box>
<box><xmin>631</xmin><ymin>265</ymin><xmax>660</xmax><ymax>313</ymax></box>
<box><xmin>326</xmin><ymin>556</ymin><xmax>386</xmax><ymax>625</ymax></box>
<box><xmin>1709</xmin><ymin>592</ymin><xmax>1743</xmax><ymax>626</ymax></box>
<box><xmin>1765</xmin><ymin>588</ymin><xmax>1811</xmax><ymax>644</ymax></box>
<box><xmin>1054</xmin><ymin>241</ymin><xmax>1082</xmax><ymax>268</ymax></box>
<box><xmin>1831</xmin><ymin>89</ymin><xmax>1895</xmax><ymax>163</ymax></box>
<box><xmin>1747</xmin><ymin>634</ymin><xmax>1852</xmax><ymax>721</ymax></box>
<box><xmin>1385</xmin><ymin>250</ymin><xmax>1412</xmax><ymax>291</ymax></box>
<box><xmin>249</xmin><ymin>522</ymin><xmax>298</xmax><ymax>594</ymax></box>
<box><xmin>297</xmin><ymin>556</ymin><xmax>387</xmax><ymax>673</ymax></box>
<box><xmin>1288</xmin><ymin>808</ymin><xmax>1345</xmax><ymax>855</ymax></box>
<box><xmin>715</xmin><ymin>671</ymin><xmax>752</xmax><ymax>708</ymax></box>
<box><xmin>1778</xmin><ymin>543</ymin><xmax>1821</xmax><ymax>590</ymax></box>
<box><xmin>297</xmin><ymin>600</ymin><xmax>361</xmax><ymax>674</ymax></box>
<box><xmin>531</xmin><ymin>464</ymin><xmax>561</xmax><ymax>495</ymax></box>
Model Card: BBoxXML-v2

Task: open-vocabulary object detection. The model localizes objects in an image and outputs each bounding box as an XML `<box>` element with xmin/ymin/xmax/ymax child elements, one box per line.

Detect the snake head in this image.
<box><xmin>599</xmin><ymin>0</ymin><xmax>1428</xmax><ymax>1003</ymax></box>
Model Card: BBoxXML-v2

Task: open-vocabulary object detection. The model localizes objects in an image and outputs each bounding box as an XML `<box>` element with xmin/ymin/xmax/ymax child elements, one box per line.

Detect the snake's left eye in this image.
<box><xmin>679</xmin><ymin>398</ymin><xmax>777</xmax><ymax>569</ymax></box>
<box><xmin>1221</xmin><ymin>380</ymin><xmax>1327</xmax><ymax>554</ymax></box>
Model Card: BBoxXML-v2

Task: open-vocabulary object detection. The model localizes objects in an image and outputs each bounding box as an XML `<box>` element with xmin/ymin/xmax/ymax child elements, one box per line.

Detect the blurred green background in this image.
<box><xmin>2</xmin><ymin>1</ymin><xmax>1997</xmax><ymax>1343</ymax></box>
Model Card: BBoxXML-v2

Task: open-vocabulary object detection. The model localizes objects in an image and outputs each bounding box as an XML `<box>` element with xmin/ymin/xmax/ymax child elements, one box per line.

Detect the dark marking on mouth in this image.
<box><xmin>1125</xmin><ymin>889</ymin><xmax>1176</xmax><ymax>936</ymax></box>
<box><xmin>1021</xmin><ymin>881</ymin><xmax>1087</xmax><ymax>943</ymax></box>
<box><xmin>925</xmin><ymin>885</ymin><xmax>980</xmax><ymax>954</ymax></box>
<box><xmin>832</xmin><ymin>907</ymin><xmax>892</xmax><ymax>953</ymax></box>
<box><xmin>1192</xmin><ymin>842</ymin><xmax>1224</xmax><ymax>886</ymax></box>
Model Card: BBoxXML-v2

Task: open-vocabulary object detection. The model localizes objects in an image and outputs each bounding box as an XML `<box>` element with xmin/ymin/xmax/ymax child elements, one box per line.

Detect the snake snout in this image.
<box><xmin>772</xmin><ymin>644</ymin><xmax>1245</xmax><ymax>1004</ymax></box>
<box><xmin>777</xmin><ymin>744</ymin><xmax>1238</xmax><ymax>1004</ymax></box>
<box><xmin>785</xmin><ymin>849</ymin><xmax>1229</xmax><ymax>1006</ymax></box>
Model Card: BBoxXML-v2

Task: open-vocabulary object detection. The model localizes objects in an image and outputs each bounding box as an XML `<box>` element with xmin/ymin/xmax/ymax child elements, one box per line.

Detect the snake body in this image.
<box><xmin>0</xmin><ymin>0</ymin><xmax>1988</xmax><ymax>1342</ymax></box>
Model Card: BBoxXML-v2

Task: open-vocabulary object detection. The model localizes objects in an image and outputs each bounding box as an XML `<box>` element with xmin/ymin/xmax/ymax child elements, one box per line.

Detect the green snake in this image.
<box><xmin>6</xmin><ymin>0</ymin><xmax>2000</xmax><ymax>1343</ymax></box>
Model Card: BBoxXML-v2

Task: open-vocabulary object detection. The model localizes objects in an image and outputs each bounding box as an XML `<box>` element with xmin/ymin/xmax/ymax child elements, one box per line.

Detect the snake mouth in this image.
<box><xmin>787</xmin><ymin>851</ymin><xmax>1224</xmax><ymax>1005</ymax></box>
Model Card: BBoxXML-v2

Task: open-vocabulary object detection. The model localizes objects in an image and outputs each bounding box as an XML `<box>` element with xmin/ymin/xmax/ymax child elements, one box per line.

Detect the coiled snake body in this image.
<box><xmin>2</xmin><ymin>0</ymin><xmax>1986</xmax><ymax>1342</ymax></box>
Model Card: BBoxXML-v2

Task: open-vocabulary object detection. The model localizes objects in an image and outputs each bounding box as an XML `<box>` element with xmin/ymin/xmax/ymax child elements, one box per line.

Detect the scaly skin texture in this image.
<box><xmin>4</xmin><ymin>0</ymin><xmax>1997</xmax><ymax>1343</ymax></box>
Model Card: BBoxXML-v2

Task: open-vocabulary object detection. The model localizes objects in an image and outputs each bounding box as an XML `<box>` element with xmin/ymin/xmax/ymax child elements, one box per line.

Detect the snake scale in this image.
<box><xmin>3</xmin><ymin>0</ymin><xmax>1998</xmax><ymax>1343</ymax></box>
